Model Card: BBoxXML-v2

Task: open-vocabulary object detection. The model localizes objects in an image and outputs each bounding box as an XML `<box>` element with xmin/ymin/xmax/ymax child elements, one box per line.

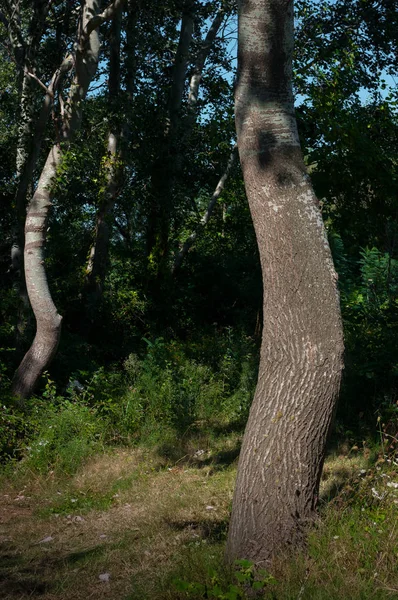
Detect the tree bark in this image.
<box><xmin>225</xmin><ymin>0</ymin><xmax>344</xmax><ymax>565</ymax></box>
<box><xmin>11</xmin><ymin>0</ymin><xmax>104</xmax><ymax>399</ymax></box>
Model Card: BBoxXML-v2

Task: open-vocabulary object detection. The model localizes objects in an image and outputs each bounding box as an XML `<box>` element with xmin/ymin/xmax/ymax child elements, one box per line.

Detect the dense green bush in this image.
<box><xmin>61</xmin><ymin>332</ymin><xmax>258</xmax><ymax>446</ymax></box>
<box><xmin>23</xmin><ymin>398</ymin><xmax>105</xmax><ymax>475</ymax></box>
<box><xmin>329</xmin><ymin>235</ymin><xmax>398</xmax><ymax>428</ymax></box>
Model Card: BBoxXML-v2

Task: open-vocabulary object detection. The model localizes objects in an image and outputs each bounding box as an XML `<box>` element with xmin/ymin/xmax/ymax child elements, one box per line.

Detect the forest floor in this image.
<box><xmin>0</xmin><ymin>435</ymin><xmax>397</xmax><ymax>600</ymax></box>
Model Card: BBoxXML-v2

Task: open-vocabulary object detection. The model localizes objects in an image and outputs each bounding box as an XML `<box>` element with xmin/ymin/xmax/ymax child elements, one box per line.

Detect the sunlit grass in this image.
<box><xmin>0</xmin><ymin>437</ymin><xmax>397</xmax><ymax>599</ymax></box>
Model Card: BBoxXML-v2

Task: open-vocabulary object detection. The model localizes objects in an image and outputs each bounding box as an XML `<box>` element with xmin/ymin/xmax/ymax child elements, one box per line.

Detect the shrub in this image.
<box><xmin>23</xmin><ymin>399</ymin><xmax>105</xmax><ymax>475</ymax></box>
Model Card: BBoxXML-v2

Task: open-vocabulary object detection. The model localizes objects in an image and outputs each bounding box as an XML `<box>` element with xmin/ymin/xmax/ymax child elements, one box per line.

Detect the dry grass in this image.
<box><xmin>0</xmin><ymin>445</ymin><xmax>236</xmax><ymax>599</ymax></box>
<box><xmin>0</xmin><ymin>440</ymin><xmax>397</xmax><ymax>600</ymax></box>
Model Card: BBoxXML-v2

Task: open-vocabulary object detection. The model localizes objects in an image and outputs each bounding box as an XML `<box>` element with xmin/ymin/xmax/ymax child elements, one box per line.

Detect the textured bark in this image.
<box><xmin>12</xmin><ymin>57</ymin><xmax>73</xmax><ymax>278</ymax></box>
<box><xmin>172</xmin><ymin>144</ymin><xmax>237</xmax><ymax>274</ymax></box>
<box><xmin>11</xmin><ymin>147</ymin><xmax>63</xmax><ymax>399</ymax></box>
<box><xmin>11</xmin><ymin>0</ymin><xmax>104</xmax><ymax>399</ymax></box>
<box><xmin>225</xmin><ymin>0</ymin><xmax>344</xmax><ymax>564</ymax></box>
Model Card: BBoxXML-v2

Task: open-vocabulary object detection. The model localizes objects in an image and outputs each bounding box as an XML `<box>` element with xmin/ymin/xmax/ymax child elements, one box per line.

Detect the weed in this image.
<box><xmin>22</xmin><ymin>399</ymin><xmax>105</xmax><ymax>475</ymax></box>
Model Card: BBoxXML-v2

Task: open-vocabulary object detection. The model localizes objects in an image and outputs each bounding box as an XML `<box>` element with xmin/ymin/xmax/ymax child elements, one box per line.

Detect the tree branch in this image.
<box><xmin>85</xmin><ymin>0</ymin><xmax>126</xmax><ymax>37</ymax></box>
<box><xmin>172</xmin><ymin>144</ymin><xmax>238</xmax><ymax>274</ymax></box>
<box><xmin>23</xmin><ymin>53</ymin><xmax>73</xmax><ymax>98</ymax></box>
<box><xmin>24</xmin><ymin>68</ymin><xmax>49</xmax><ymax>94</ymax></box>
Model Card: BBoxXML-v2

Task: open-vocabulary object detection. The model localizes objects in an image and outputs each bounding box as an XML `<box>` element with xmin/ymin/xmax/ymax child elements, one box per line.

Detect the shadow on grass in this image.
<box><xmin>0</xmin><ymin>540</ymin><xmax>105</xmax><ymax>598</ymax></box>
<box><xmin>0</xmin><ymin>541</ymin><xmax>49</xmax><ymax>597</ymax></box>
<box><xmin>319</xmin><ymin>466</ymin><xmax>355</xmax><ymax>504</ymax></box>
<box><xmin>197</xmin><ymin>444</ymin><xmax>241</xmax><ymax>470</ymax></box>
<box><xmin>154</xmin><ymin>429</ymin><xmax>242</xmax><ymax>471</ymax></box>
<box><xmin>166</xmin><ymin>518</ymin><xmax>229</xmax><ymax>543</ymax></box>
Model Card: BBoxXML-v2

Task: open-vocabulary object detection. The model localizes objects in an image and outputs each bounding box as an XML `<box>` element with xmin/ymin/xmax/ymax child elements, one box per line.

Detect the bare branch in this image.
<box><xmin>24</xmin><ymin>68</ymin><xmax>49</xmax><ymax>94</ymax></box>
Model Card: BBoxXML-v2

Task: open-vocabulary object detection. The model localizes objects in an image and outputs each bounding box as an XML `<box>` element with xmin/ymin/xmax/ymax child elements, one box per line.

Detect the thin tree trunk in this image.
<box><xmin>225</xmin><ymin>0</ymin><xmax>344</xmax><ymax>564</ymax></box>
<box><xmin>85</xmin><ymin>6</ymin><xmax>123</xmax><ymax>308</ymax></box>
<box><xmin>186</xmin><ymin>2</ymin><xmax>227</xmax><ymax>119</ymax></box>
<box><xmin>11</xmin><ymin>0</ymin><xmax>119</xmax><ymax>399</ymax></box>
<box><xmin>146</xmin><ymin>2</ymin><xmax>194</xmax><ymax>272</ymax></box>
<box><xmin>147</xmin><ymin>1</ymin><xmax>229</xmax><ymax>275</ymax></box>
<box><xmin>172</xmin><ymin>144</ymin><xmax>237</xmax><ymax>274</ymax></box>
<box><xmin>11</xmin><ymin>146</ymin><xmax>64</xmax><ymax>399</ymax></box>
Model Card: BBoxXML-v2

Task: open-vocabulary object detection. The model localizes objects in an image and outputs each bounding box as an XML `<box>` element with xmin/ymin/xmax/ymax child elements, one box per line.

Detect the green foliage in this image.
<box><xmin>0</xmin><ymin>329</ymin><xmax>257</xmax><ymax>468</ymax></box>
<box><xmin>0</xmin><ymin>404</ymin><xmax>26</xmax><ymax>462</ymax></box>
<box><xmin>76</xmin><ymin>333</ymin><xmax>257</xmax><ymax>445</ymax></box>
<box><xmin>336</xmin><ymin>242</ymin><xmax>398</xmax><ymax>421</ymax></box>
<box><xmin>23</xmin><ymin>399</ymin><xmax>105</xmax><ymax>475</ymax></box>
<box><xmin>174</xmin><ymin>560</ymin><xmax>276</xmax><ymax>599</ymax></box>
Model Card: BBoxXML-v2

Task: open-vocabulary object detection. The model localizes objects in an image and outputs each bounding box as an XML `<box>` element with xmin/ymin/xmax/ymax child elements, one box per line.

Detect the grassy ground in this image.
<box><xmin>0</xmin><ymin>435</ymin><xmax>397</xmax><ymax>600</ymax></box>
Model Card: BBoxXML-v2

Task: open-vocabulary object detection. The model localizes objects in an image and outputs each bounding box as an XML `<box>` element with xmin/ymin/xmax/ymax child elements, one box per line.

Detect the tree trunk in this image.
<box><xmin>85</xmin><ymin>7</ymin><xmax>123</xmax><ymax>309</ymax></box>
<box><xmin>225</xmin><ymin>0</ymin><xmax>344</xmax><ymax>565</ymax></box>
<box><xmin>9</xmin><ymin>1</ymin><xmax>53</xmax><ymax>350</ymax></box>
<box><xmin>11</xmin><ymin>0</ymin><xmax>103</xmax><ymax>399</ymax></box>
<box><xmin>146</xmin><ymin>2</ymin><xmax>194</xmax><ymax>273</ymax></box>
<box><xmin>11</xmin><ymin>146</ymin><xmax>63</xmax><ymax>399</ymax></box>
<box><xmin>186</xmin><ymin>2</ymin><xmax>227</xmax><ymax>121</ymax></box>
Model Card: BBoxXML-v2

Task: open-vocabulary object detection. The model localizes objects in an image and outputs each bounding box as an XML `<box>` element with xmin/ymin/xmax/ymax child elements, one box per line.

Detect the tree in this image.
<box><xmin>85</xmin><ymin>4</ymin><xmax>123</xmax><ymax>311</ymax></box>
<box><xmin>11</xmin><ymin>0</ymin><xmax>124</xmax><ymax>399</ymax></box>
<box><xmin>225</xmin><ymin>0</ymin><xmax>344</xmax><ymax>564</ymax></box>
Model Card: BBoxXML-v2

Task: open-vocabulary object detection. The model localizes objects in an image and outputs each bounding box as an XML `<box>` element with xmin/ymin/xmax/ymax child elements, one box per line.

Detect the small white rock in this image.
<box><xmin>39</xmin><ymin>536</ymin><xmax>53</xmax><ymax>544</ymax></box>
<box><xmin>99</xmin><ymin>573</ymin><xmax>110</xmax><ymax>582</ymax></box>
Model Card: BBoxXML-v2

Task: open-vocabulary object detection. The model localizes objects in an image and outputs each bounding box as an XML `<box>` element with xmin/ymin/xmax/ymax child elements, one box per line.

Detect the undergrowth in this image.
<box><xmin>0</xmin><ymin>332</ymin><xmax>257</xmax><ymax>474</ymax></box>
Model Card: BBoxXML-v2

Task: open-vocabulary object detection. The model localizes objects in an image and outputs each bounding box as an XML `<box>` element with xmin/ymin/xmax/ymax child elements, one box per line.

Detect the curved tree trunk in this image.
<box><xmin>8</xmin><ymin>1</ymin><xmax>53</xmax><ymax>350</ymax></box>
<box><xmin>11</xmin><ymin>0</ymin><xmax>103</xmax><ymax>399</ymax></box>
<box><xmin>225</xmin><ymin>0</ymin><xmax>344</xmax><ymax>565</ymax></box>
<box><xmin>11</xmin><ymin>146</ymin><xmax>63</xmax><ymax>399</ymax></box>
